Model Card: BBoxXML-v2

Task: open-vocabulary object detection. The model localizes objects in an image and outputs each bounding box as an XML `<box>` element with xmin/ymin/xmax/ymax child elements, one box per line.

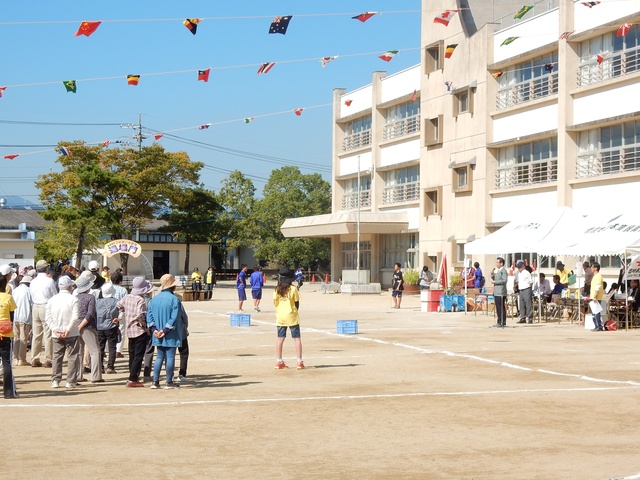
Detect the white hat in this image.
<box><xmin>58</xmin><ymin>276</ymin><xmax>74</xmax><ymax>289</ymax></box>
<box><xmin>88</xmin><ymin>260</ymin><xmax>100</xmax><ymax>272</ymax></box>
<box><xmin>0</xmin><ymin>264</ymin><xmax>15</xmax><ymax>276</ymax></box>
<box><xmin>75</xmin><ymin>271</ymin><xmax>96</xmax><ymax>293</ymax></box>
<box><xmin>101</xmin><ymin>282</ymin><xmax>115</xmax><ymax>298</ymax></box>
<box><xmin>19</xmin><ymin>275</ymin><xmax>33</xmax><ymax>284</ymax></box>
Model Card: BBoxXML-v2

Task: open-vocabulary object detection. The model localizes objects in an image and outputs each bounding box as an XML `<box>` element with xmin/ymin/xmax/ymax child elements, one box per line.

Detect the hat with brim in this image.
<box><xmin>0</xmin><ymin>264</ymin><xmax>15</xmax><ymax>276</ymax></box>
<box><xmin>278</xmin><ymin>267</ymin><xmax>295</xmax><ymax>283</ymax></box>
<box><xmin>19</xmin><ymin>275</ymin><xmax>32</xmax><ymax>284</ymax></box>
<box><xmin>36</xmin><ymin>259</ymin><xmax>49</xmax><ymax>270</ymax></box>
<box><xmin>75</xmin><ymin>271</ymin><xmax>95</xmax><ymax>293</ymax></box>
<box><xmin>101</xmin><ymin>282</ymin><xmax>115</xmax><ymax>298</ymax></box>
<box><xmin>131</xmin><ymin>277</ymin><xmax>152</xmax><ymax>295</ymax></box>
<box><xmin>160</xmin><ymin>274</ymin><xmax>179</xmax><ymax>291</ymax></box>
<box><xmin>58</xmin><ymin>276</ymin><xmax>74</xmax><ymax>289</ymax></box>
<box><xmin>556</xmin><ymin>261</ymin><xmax>565</xmax><ymax>270</ymax></box>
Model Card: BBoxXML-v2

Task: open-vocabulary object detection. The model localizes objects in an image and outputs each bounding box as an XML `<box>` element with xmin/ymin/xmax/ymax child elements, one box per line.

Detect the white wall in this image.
<box><xmin>492</xmin><ymin>190</ymin><xmax>557</xmax><ymax>223</ymax></box>
<box><xmin>380</xmin><ymin>65</ymin><xmax>421</xmax><ymax>104</ymax></box>
<box><xmin>574</xmin><ymin>83</ymin><xmax>640</xmax><ymax>125</ymax></box>
<box><xmin>574</xmin><ymin>0</ymin><xmax>640</xmax><ymax>34</ymax></box>
<box><xmin>492</xmin><ymin>104</ymin><xmax>558</xmax><ymax>143</ymax></box>
<box><xmin>340</xmin><ymin>85</ymin><xmax>372</xmax><ymax>117</ymax></box>
<box><xmin>381</xmin><ymin>207</ymin><xmax>420</xmax><ymax>230</ymax></box>
<box><xmin>493</xmin><ymin>9</ymin><xmax>559</xmax><ymax>63</ymax></box>
<box><xmin>380</xmin><ymin>139</ymin><xmax>420</xmax><ymax>167</ymax></box>
<box><xmin>339</xmin><ymin>152</ymin><xmax>373</xmax><ymax>176</ymax></box>
<box><xmin>573</xmin><ymin>183</ymin><xmax>640</xmax><ymax>217</ymax></box>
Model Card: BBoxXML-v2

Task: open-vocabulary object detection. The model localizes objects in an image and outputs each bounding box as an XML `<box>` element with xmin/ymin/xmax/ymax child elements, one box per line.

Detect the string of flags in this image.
<box><xmin>433</xmin><ymin>10</ymin><xmax>458</xmax><ymax>26</ymax></box>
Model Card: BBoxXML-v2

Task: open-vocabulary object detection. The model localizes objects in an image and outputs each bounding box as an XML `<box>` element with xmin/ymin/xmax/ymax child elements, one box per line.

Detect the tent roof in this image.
<box><xmin>281</xmin><ymin>212</ymin><xmax>409</xmax><ymax>238</ymax></box>
<box><xmin>464</xmin><ymin>207</ymin><xmax>585</xmax><ymax>256</ymax></box>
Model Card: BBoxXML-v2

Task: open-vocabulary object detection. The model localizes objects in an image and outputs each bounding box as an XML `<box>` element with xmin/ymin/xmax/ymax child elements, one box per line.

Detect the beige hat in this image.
<box><xmin>19</xmin><ymin>275</ymin><xmax>33</xmax><ymax>284</ymax></box>
<box><xmin>75</xmin><ymin>271</ymin><xmax>96</xmax><ymax>293</ymax></box>
<box><xmin>36</xmin><ymin>259</ymin><xmax>49</xmax><ymax>270</ymax></box>
<box><xmin>160</xmin><ymin>273</ymin><xmax>179</xmax><ymax>291</ymax></box>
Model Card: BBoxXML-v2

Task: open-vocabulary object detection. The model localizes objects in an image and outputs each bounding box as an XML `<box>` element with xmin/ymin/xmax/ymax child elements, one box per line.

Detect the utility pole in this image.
<box><xmin>120</xmin><ymin>113</ymin><xmax>147</xmax><ymax>151</ymax></box>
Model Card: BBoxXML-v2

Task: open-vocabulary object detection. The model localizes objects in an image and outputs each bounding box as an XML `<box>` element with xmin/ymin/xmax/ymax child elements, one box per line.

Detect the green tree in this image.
<box><xmin>160</xmin><ymin>187</ymin><xmax>224</xmax><ymax>274</ymax></box>
<box><xmin>217</xmin><ymin>170</ymin><xmax>256</xmax><ymax>251</ymax></box>
<box><xmin>35</xmin><ymin>222</ymin><xmax>102</xmax><ymax>266</ymax></box>
<box><xmin>252</xmin><ymin>166</ymin><xmax>331</xmax><ymax>268</ymax></box>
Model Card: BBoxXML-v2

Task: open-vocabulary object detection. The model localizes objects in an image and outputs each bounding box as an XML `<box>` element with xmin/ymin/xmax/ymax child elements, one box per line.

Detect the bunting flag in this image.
<box><xmin>352</xmin><ymin>12</ymin><xmax>377</xmax><ymax>23</ymax></box>
<box><xmin>544</xmin><ymin>62</ymin><xmax>555</xmax><ymax>72</ymax></box>
<box><xmin>438</xmin><ymin>254</ymin><xmax>448</xmax><ymax>290</ymax></box>
<box><xmin>433</xmin><ymin>10</ymin><xmax>459</xmax><ymax>26</ymax></box>
<box><xmin>445</xmin><ymin>81</ymin><xmax>454</xmax><ymax>92</ymax></box>
<box><xmin>154</xmin><ymin>133</ymin><xmax>164</xmax><ymax>140</ymax></box>
<box><xmin>127</xmin><ymin>75</ymin><xmax>140</xmax><ymax>86</ymax></box>
<box><xmin>102</xmin><ymin>140</ymin><xmax>110</xmax><ymax>147</ymax></box>
<box><xmin>63</xmin><ymin>80</ymin><xmax>77</xmax><ymax>93</ymax></box>
<box><xmin>244</xmin><ymin>117</ymin><xmax>254</xmax><ymax>123</ymax></box>
<box><xmin>0</xmin><ymin>86</ymin><xmax>5</xmax><ymax>98</ymax></box>
<box><xmin>198</xmin><ymin>123</ymin><xmax>211</xmax><ymax>130</ymax></box>
<box><xmin>617</xmin><ymin>23</ymin><xmax>631</xmax><ymax>37</ymax></box>
<box><xmin>4</xmin><ymin>154</ymin><xmax>19</xmax><ymax>160</ymax></box>
<box><xmin>492</xmin><ymin>71</ymin><xmax>503</xmax><ymax>78</ymax></box>
<box><xmin>269</xmin><ymin>16</ymin><xmax>292</xmax><ymax>35</ymax></box>
<box><xmin>597</xmin><ymin>53</ymin><xmax>604</xmax><ymax>65</ymax></box>
<box><xmin>445</xmin><ymin>44</ymin><xmax>457</xmax><ymax>59</ymax></box>
<box><xmin>257</xmin><ymin>62</ymin><xmax>276</xmax><ymax>74</ymax></box>
<box><xmin>501</xmin><ymin>36</ymin><xmax>518</xmax><ymax>46</ymax></box>
<box><xmin>198</xmin><ymin>68</ymin><xmax>211</xmax><ymax>82</ymax></box>
<box><xmin>320</xmin><ymin>56</ymin><xmax>338</xmax><ymax>68</ymax></box>
<box><xmin>344</xmin><ymin>99</ymin><xmax>352</xmax><ymax>106</ymax></box>
<box><xmin>183</xmin><ymin>18</ymin><xmax>200</xmax><ymax>35</ymax></box>
<box><xmin>559</xmin><ymin>31</ymin><xmax>574</xmax><ymax>40</ymax></box>
<box><xmin>378</xmin><ymin>50</ymin><xmax>398</xmax><ymax>62</ymax></box>
<box><xmin>293</xmin><ymin>108</ymin><xmax>303</xmax><ymax>116</ymax></box>
<box><xmin>581</xmin><ymin>1</ymin><xmax>600</xmax><ymax>7</ymax></box>
<box><xmin>514</xmin><ymin>6</ymin><xmax>533</xmax><ymax>19</ymax></box>
<box><xmin>411</xmin><ymin>90</ymin><xmax>416</xmax><ymax>102</ymax></box>
<box><xmin>58</xmin><ymin>146</ymin><xmax>72</xmax><ymax>157</ymax></box>
<box><xmin>74</xmin><ymin>21</ymin><xmax>102</xmax><ymax>37</ymax></box>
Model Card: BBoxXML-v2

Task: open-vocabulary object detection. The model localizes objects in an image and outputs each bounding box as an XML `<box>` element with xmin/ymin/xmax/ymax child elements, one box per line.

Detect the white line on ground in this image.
<box><xmin>0</xmin><ymin>386</ymin><xmax>636</xmax><ymax>409</ymax></box>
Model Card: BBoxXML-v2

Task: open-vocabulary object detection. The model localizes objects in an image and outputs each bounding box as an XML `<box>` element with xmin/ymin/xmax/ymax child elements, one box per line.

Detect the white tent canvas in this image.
<box><xmin>464</xmin><ymin>207</ymin><xmax>585</xmax><ymax>256</ymax></box>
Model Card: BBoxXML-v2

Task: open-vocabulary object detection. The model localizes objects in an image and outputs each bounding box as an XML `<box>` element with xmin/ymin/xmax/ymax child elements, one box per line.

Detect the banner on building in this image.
<box><xmin>104</xmin><ymin>239</ymin><xmax>142</xmax><ymax>258</ymax></box>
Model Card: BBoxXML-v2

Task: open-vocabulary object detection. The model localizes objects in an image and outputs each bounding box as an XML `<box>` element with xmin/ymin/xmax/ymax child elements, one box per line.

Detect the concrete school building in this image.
<box><xmin>282</xmin><ymin>0</ymin><xmax>640</xmax><ymax>286</ymax></box>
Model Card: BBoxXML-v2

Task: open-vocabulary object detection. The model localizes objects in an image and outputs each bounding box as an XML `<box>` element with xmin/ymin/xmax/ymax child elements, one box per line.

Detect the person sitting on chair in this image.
<box><xmin>533</xmin><ymin>272</ymin><xmax>552</xmax><ymax>302</ymax></box>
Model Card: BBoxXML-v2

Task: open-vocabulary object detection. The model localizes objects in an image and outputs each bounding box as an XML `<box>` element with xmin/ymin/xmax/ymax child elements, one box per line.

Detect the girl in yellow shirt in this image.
<box><xmin>273</xmin><ymin>267</ymin><xmax>303</xmax><ymax>370</ymax></box>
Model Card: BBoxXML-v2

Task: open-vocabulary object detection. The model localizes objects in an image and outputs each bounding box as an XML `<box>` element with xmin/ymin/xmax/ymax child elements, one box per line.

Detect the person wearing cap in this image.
<box><xmin>0</xmin><ymin>264</ymin><xmax>16</xmax><ymax>295</ymax></box>
<box><xmin>555</xmin><ymin>261</ymin><xmax>572</xmax><ymax>289</ymax></box>
<box><xmin>12</xmin><ymin>275</ymin><xmax>33</xmax><ymax>366</ymax></box>
<box><xmin>29</xmin><ymin>259</ymin><xmax>58</xmax><ymax>368</ymax></box>
<box><xmin>97</xmin><ymin>283</ymin><xmax>120</xmax><ymax>374</ymax></box>
<box><xmin>273</xmin><ymin>267</ymin><xmax>304</xmax><ymax>370</ymax></box>
<box><xmin>46</xmin><ymin>276</ymin><xmax>81</xmax><ymax>389</ymax></box>
<box><xmin>117</xmin><ymin>276</ymin><xmax>153</xmax><ymax>388</ymax></box>
<box><xmin>515</xmin><ymin>260</ymin><xmax>533</xmax><ymax>324</ymax></box>
<box><xmin>147</xmin><ymin>274</ymin><xmax>183</xmax><ymax>389</ymax></box>
<box><xmin>74</xmin><ymin>271</ymin><xmax>103</xmax><ymax>383</ymax></box>
<box><xmin>0</xmin><ymin>274</ymin><xmax>18</xmax><ymax>398</ymax></box>
<box><xmin>88</xmin><ymin>260</ymin><xmax>105</xmax><ymax>292</ymax></box>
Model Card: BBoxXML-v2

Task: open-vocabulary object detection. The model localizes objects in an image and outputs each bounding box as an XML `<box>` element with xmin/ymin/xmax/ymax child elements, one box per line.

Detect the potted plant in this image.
<box><xmin>449</xmin><ymin>273</ymin><xmax>463</xmax><ymax>294</ymax></box>
<box><xmin>401</xmin><ymin>269</ymin><xmax>420</xmax><ymax>295</ymax></box>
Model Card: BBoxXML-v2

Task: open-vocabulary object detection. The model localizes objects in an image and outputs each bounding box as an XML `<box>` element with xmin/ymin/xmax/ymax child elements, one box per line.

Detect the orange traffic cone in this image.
<box><xmin>324</xmin><ymin>274</ymin><xmax>329</xmax><ymax>283</ymax></box>
<box><xmin>311</xmin><ymin>274</ymin><xmax>316</xmax><ymax>283</ymax></box>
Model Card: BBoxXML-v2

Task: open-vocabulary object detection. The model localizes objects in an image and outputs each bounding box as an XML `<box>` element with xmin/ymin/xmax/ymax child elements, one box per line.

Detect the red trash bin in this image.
<box><xmin>426</xmin><ymin>289</ymin><xmax>444</xmax><ymax>312</ymax></box>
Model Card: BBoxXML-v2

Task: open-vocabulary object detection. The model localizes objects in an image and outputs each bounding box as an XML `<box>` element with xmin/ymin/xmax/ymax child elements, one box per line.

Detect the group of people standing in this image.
<box><xmin>190</xmin><ymin>266</ymin><xmax>216</xmax><ymax>301</ymax></box>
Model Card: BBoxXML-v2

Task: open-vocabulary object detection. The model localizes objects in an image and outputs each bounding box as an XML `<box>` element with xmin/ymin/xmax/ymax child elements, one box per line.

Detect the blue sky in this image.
<box><xmin>0</xmin><ymin>1</ymin><xmax>421</xmax><ymax>205</ymax></box>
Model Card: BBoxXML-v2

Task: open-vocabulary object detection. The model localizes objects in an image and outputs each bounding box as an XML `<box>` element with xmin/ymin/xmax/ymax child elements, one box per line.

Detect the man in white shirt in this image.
<box><xmin>29</xmin><ymin>260</ymin><xmax>58</xmax><ymax>368</ymax></box>
<box><xmin>533</xmin><ymin>272</ymin><xmax>552</xmax><ymax>302</ymax></box>
<box><xmin>515</xmin><ymin>260</ymin><xmax>534</xmax><ymax>324</ymax></box>
<box><xmin>45</xmin><ymin>276</ymin><xmax>80</xmax><ymax>388</ymax></box>
<box><xmin>12</xmin><ymin>275</ymin><xmax>33</xmax><ymax>366</ymax></box>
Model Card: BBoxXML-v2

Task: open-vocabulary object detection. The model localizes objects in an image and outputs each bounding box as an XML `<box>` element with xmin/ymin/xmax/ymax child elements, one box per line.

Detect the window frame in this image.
<box><xmin>424</xmin><ymin>41</ymin><xmax>444</xmax><ymax>75</ymax></box>
<box><xmin>425</xmin><ymin>115</ymin><xmax>443</xmax><ymax>147</ymax></box>
<box><xmin>452</xmin><ymin>164</ymin><xmax>473</xmax><ymax>194</ymax></box>
<box><xmin>424</xmin><ymin>186</ymin><xmax>442</xmax><ymax>216</ymax></box>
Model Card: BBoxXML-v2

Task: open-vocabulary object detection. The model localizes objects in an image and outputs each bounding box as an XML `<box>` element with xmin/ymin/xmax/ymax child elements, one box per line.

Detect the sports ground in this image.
<box><xmin>3</xmin><ymin>283</ymin><xmax>640</xmax><ymax>479</ymax></box>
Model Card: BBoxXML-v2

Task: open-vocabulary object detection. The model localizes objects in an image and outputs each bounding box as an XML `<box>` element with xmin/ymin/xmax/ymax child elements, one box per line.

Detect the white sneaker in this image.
<box><xmin>177</xmin><ymin>375</ymin><xmax>188</xmax><ymax>383</ymax></box>
<box><xmin>65</xmin><ymin>382</ymin><xmax>76</xmax><ymax>389</ymax></box>
<box><xmin>51</xmin><ymin>380</ymin><xmax>60</xmax><ymax>388</ymax></box>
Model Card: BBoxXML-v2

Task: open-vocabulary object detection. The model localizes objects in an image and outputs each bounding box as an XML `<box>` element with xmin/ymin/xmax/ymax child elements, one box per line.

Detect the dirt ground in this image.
<box><xmin>3</xmin><ymin>283</ymin><xmax>640</xmax><ymax>480</ymax></box>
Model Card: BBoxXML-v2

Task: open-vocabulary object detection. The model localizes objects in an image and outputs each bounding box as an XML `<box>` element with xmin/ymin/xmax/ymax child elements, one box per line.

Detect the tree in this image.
<box><xmin>36</xmin><ymin>142</ymin><xmax>127</xmax><ymax>268</ymax></box>
<box><xmin>35</xmin><ymin>222</ymin><xmax>102</xmax><ymax>266</ymax></box>
<box><xmin>217</xmin><ymin>170</ymin><xmax>256</xmax><ymax>251</ymax></box>
<box><xmin>159</xmin><ymin>187</ymin><xmax>224</xmax><ymax>274</ymax></box>
<box><xmin>251</xmin><ymin>166</ymin><xmax>331</xmax><ymax>268</ymax></box>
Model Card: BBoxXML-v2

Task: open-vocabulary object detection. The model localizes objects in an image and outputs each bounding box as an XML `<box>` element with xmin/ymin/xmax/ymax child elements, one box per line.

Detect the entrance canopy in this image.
<box><xmin>281</xmin><ymin>212</ymin><xmax>409</xmax><ymax>238</ymax></box>
<box><xmin>464</xmin><ymin>207</ymin><xmax>585</xmax><ymax>255</ymax></box>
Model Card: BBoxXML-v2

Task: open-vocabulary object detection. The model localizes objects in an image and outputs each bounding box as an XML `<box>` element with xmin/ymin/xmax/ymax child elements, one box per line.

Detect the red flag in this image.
<box><xmin>154</xmin><ymin>134</ymin><xmax>163</xmax><ymax>140</ymax></box>
<box><xmin>433</xmin><ymin>10</ymin><xmax>459</xmax><ymax>26</ymax></box>
<box><xmin>198</xmin><ymin>123</ymin><xmax>211</xmax><ymax>130</ymax></box>
<box><xmin>344</xmin><ymin>99</ymin><xmax>352</xmax><ymax>106</ymax></box>
<box><xmin>509</xmin><ymin>261</ymin><xmax>515</xmax><ymax>276</ymax></box>
<box><xmin>293</xmin><ymin>108</ymin><xmax>303</xmax><ymax>116</ymax></box>
<box><xmin>559</xmin><ymin>31</ymin><xmax>574</xmax><ymax>40</ymax></box>
<box><xmin>198</xmin><ymin>68</ymin><xmax>211</xmax><ymax>82</ymax></box>
<box><xmin>617</xmin><ymin>23</ymin><xmax>631</xmax><ymax>37</ymax></box>
<box><xmin>532</xmin><ymin>260</ymin><xmax>537</xmax><ymax>271</ymax></box>
<box><xmin>597</xmin><ymin>54</ymin><xmax>604</xmax><ymax>65</ymax></box>
<box><xmin>492</xmin><ymin>71</ymin><xmax>503</xmax><ymax>78</ymax></box>
<box><xmin>352</xmin><ymin>12</ymin><xmax>377</xmax><ymax>23</ymax></box>
<box><xmin>74</xmin><ymin>21</ymin><xmax>102</xmax><ymax>37</ymax></box>
<box><xmin>438</xmin><ymin>255</ymin><xmax>448</xmax><ymax>290</ymax></box>
<box><xmin>581</xmin><ymin>1</ymin><xmax>600</xmax><ymax>7</ymax></box>
<box><xmin>184</xmin><ymin>18</ymin><xmax>200</xmax><ymax>35</ymax></box>
<box><xmin>411</xmin><ymin>90</ymin><xmax>416</xmax><ymax>102</ymax></box>
<box><xmin>4</xmin><ymin>154</ymin><xmax>18</xmax><ymax>160</ymax></box>
<box><xmin>257</xmin><ymin>62</ymin><xmax>276</xmax><ymax>74</ymax></box>
<box><xmin>102</xmin><ymin>140</ymin><xmax>110</xmax><ymax>147</ymax></box>
<box><xmin>0</xmin><ymin>86</ymin><xmax>6</xmax><ymax>98</ymax></box>
<box><xmin>127</xmin><ymin>75</ymin><xmax>140</xmax><ymax>86</ymax></box>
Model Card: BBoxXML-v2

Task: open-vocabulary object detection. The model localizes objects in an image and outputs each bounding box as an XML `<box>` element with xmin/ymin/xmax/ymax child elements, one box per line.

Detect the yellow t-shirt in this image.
<box><xmin>273</xmin><ymin>285</ymin><xmax>300</xmax><ymax>327</ymax></box>
<box><xmin>590</xmin><ymin>272</ymin><xmax>604</xmax><ymax>301</ymax></box>
<box><xmin>557</xmin><ymin>268</ymin><xmax>571</xmax><ymax>285</ymax></box>
<box><xmin>0</xmin><ymin>292</ymin><xmax>17</xmax><ymax>338</ymax></box>
<box><xmin>191</xmin><ymin>271</ymin><xmax>203</xmax><ymax>283</ymax></box>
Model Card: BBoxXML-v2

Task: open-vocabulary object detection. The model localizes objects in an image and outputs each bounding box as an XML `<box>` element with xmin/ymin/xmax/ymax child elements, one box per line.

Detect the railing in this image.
<box><xmin>382</xmin><ymin>114</ymin><xmax>420</xmax><ymax>141</ymax></box>
<box><xmin>577</xmin><ymin>44</ymin><xmax>640</xmax><ymax>87</ymax></box>
<box><xmin>342</xmin><ymin>129</ymin><xmax>372</xmax><ymax>152</ymax></box>
<box><xmin>576</xmin><ymin>147</ymin><xmax>640</xmax><ymax>178</ymax></box>
<box><xmin>496</xmin><ymin>72</ymin><xmax>558</xmax><ymax>109</ymax></box>
<box><xmin>341</xmin><ymin>190</ymin><xmax>372</xmax><ymax>210</ymax></box>
<box><xmin>382</xmin><ymin>181</ymin><xmax>420</xmax><ymax>204</ymax></box>
<box><xmin>495</xmin><ymin>159</ymin><xmax>558</xmax><ymax>189</ymax></box>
